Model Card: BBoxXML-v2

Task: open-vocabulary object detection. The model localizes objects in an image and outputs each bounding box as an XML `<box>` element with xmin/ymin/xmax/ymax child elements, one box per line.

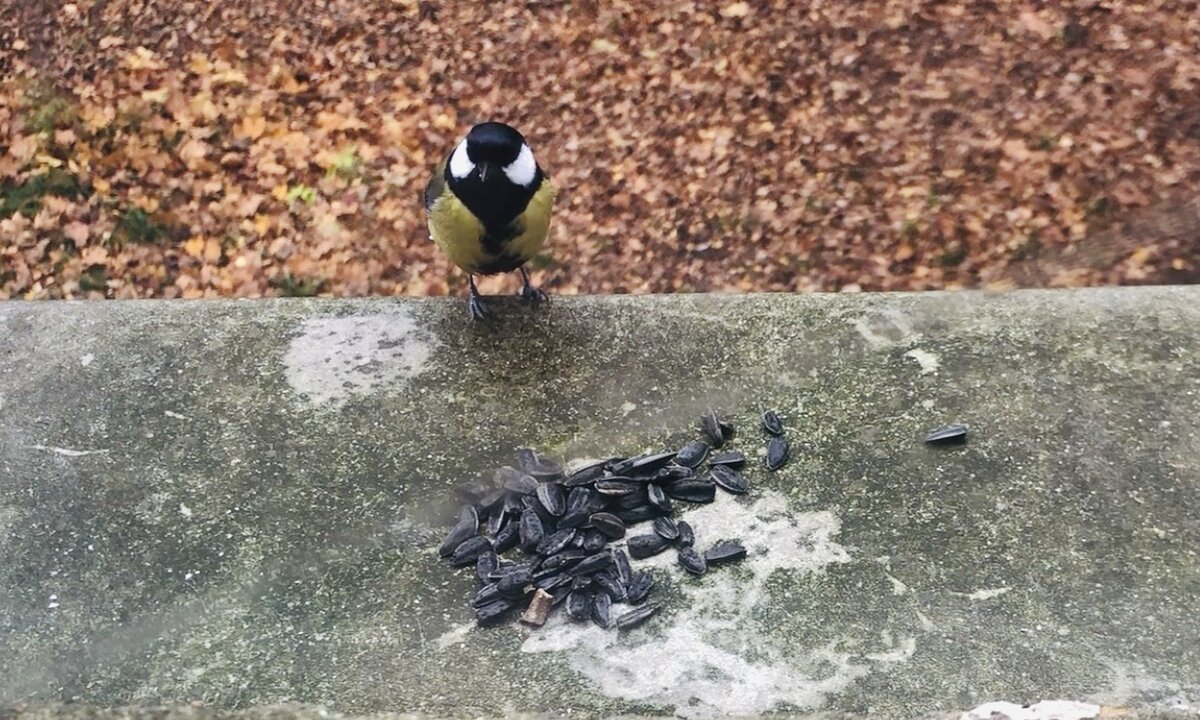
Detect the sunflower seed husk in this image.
<box><xmin>614</xmin><ymin>549</ymin><xmax>633</xmax><ymax>586</ymax></box>
<box><xmin>594</xmin><ymin>572</ymin><xmax>628</xmax><ymax>602</ymax></box>
<box><xmin>925</xmin><ymin>424</ymin><xmax>969</xmax><ymax>445</ymax></box>
<box><xmin>565</xmin><ymin>590</ymin><xmax>591</xmax><ymax>621</ymax></box>
<box><xmin>701</xmin><ymin>409</ymin><xmax>725</xmax><ymax>447</ymax></box>
<box><xmin>761</xmin><ymin>410</ymin><xmax>785</xmax><ymax>436</ymax></box>
<box><xmin>491</xmin><ymin>522</ymin><xmax>520</xmax><ymax>553</ymax></box>
<box><xmin>664</xmin><ymin>478</ymin><xmax>716</xmax><ymax>504</ymax></box>
<box><xmin>596</xmin><ymin>479</ymin><xmax>640</xmax><ymax>496</ymax></box>
<box><xmin>653</xmin><ymin>516</ymin><xmax>680</xmax><ymax>541</ymax></box>
<box><xmin>496</xmin><ymin>566</ymin><xmax>533</xmax><ymax>597</ymax></box>
<box><xmin>540</xmin><ymin>548</ymin><xmax>587</xmax><ymax>572</ymax></box>
<box><xmin>536</xmin><ymin>483</ymin><xmax>566</xmax><ymax>516</ymax></box>
<box><xmin>615</xmin><ymin>603</ymin><xmax>659</xmax><ymax>630</ymax></box>
<box><xmin>449</xmin><ymin>535</ymin><xmax>492</xmax><ymax>566</ymax></box>
<box><xmin>765</xmin><ymin>437</ymin><xmax>790</xmax><ymax>471</ymax></box>
<box><xmin>646</xmin><ymin>483</ymin><xmax>672</xmax><ymax>513</ymax></box>
<box><xmin>710</xmin><ymin>464</ymin><xmax>749</xmax><ymax>494</ymax></box>
<box><xmin>674</xmin><ymin>441</ymin><xmax>710</xmax><ymax>469</ymax></box>
<box><xmin>476</xmin><ymin>551</ymin><xmax>499</xmax><ymax>582</ymax></box>
<box><xmin>590</xmin><ymin>512</ymin><xmax>627</xmax><ymax>539</ymax></box>
<box><xmin>472</xmin><ymin>582</ymin><xmax>501</xmax><ymax>607</ymax></box>
<box><xmin>626</xmin><ymin>570</ymin><xmax>654</xmax><ymax>603</ymax></box>
<box><xmin>678</xmin><ymin>546</ymin><xmax>707</xmax><ymax>575</ymax></box>
<box><xmin>618</xmin><ymin>505</ymin><xmax>660</xmax><ymax>524</ymax></box>
<box><xmin>519</xmin><ymin>510</ymin><xmax>546</xmax><ymax>553</ymax></box>
<box><xmin>438</xmin><ymin>517</ymin><xmax>478</xmax><ymax>558</ymax></box>
<box><xmin>708</xmin><ymin>450</ymin><xmax>747</xmax><ymax>468</ymax></box>
<box><xmin>558</xmin><ymin>508</ymin><xmax>590</xmax><ymax>530</ymax></box>
<box><xmin>475</xmin><ymin>598</ymin><xmax>516</xmax><ymax>625</ymax></box>
<box><xmin>536</xmin><ymin>528</ymin><xmax>577</xmax><ymax>556</ymax></box>
<box><xmin>591</xmin><ymin>591</ymin><xmax>613</xmax><ymax>628</ymax></box>
<box><xmin>676</xmin><ymin>520</ymin><xmax>695</xmax><ymax>548</ymax></box>
<box><xmin>570</xmin><ymin>551</ymin><xmax>614</xmax><ymax>576</ymax></box>
<box><xmin>582</xmin><ymin>529</ymin><xmax>608</xmax><ymax>553</ymax></box>
<box><xmin>627</xmin><ymin>533</ymin><xmax>672</xmax><ymax>559</ymax></box>
<box><xmin>704</xmin><ymin>540</ymin><xmax>748</xmax><ymax>566</ymax></box>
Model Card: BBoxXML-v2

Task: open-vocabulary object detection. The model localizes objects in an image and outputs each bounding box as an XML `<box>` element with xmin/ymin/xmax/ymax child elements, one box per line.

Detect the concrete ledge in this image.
<box><xmin>1</xmin><ymin>289</ymin><xmax>1199</xmax><ymax>719</ymax></box>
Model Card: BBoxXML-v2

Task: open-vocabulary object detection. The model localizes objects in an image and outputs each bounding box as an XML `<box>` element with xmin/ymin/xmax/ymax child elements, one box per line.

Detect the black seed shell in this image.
<box><xmin>710</xmin><ymin>464</ymin><xmax>749</xmax><ymax>494</ymax></box>
<box><xmin>590</xmin><ymin>512</ymin><xmax>627</xmax><ymax>539</ymax></box>
<box><xmin>674</xmin><ymin>441</ymin><xmax>710</xmax><ymax>469</ymax></box>
<box><xmin>558</xmin><ymin>508</ymin><xmax>590</xmax><ymax>529</ymax></box>
<box><xmin>536</xmin><ymin>483</ymin><xmax>566</xmax><ymax>516</ymax></box>
<box><xmin>761</xmin><ymin>410</ymin><xmax>785</xmax><ymax>436</ymax></box>
<box><xmin>491</xmin><ymin>522</ymin><xmax>520</xmax><ymax>553</ymax></box>
<box><xmin>625</xmin><ymin>570</ymin><xmax>654</xmax><ymax>604</ymax></box>
<box><xmin>536</xmin><ymin>528</ymin><xmax>577</xmax><ymax>556</ymax></box>
<box><xmin>709</xmin><ymin>451</ymin><xmax>747</xmax><ymax>468</ymax></box>
<box><xmin>704</xmin><ymin>540</ymin><xmax>748</xmax><ymax>566</ymax></box>
<box><xmin>678</xmin><ymin>546</ymin><xmax>707</xmax><ymax>575</ymax></box>
<box><xmin>653</xmin><ymin>516</ymin><xmax>679</xmax><ymax>541</ymax></box>
<box><xmin>596</xmin><ymin>479</ymin><xmax>640</xmax><ymax>496</ymax></box>
<box><xmin>627</xmin><ymin>533</ymin><xmax>671</xmax><ymax>559</ymax></box>
<box><xmin>565</xmin><ymin>590</ymin><xmax>591</xmax><ymax>621</ymax></box>
<box><xmin>591</xmin><ymin>591</ymin><xmax>612</xmax><ymax>628</ymax></box>
<box><xmin>765</xmin><ymin>437</ymin><xmax>790</xmax><ymax>471</ymax></box>
<box><xmin>570</xmin><ymin>551</ymin><xmax>614</xmax><ymax>576</ymax></box>
<box><xmin>582</xmin><ymin>529</ymin><xmax>608</xmax><ymax>553</ymax></box>
<box><xmin>701</xmin><ymin>409</ymin><xmax>725</xmax><ymax>447</ymax></box>
<box><xmin>594</xmin><ymin>572</ymin><xmax>628</xmax><ymax>602</ymax></box>
<box><xmin>665</xmin><ymin>478</ymin><xmax>716</xmax><ymax>504</ymax></box>
<box><xmin>497</xmin><ymin>566</ymin><xmax>533</xmax><ymax>597</ymax></box>
<box><xmin>617</xmin><ymin>506</ymin><xmax>660</xmax><ymax>525</ymax></box>
<box><xmin>615</xmin><ymin>603</ymin><xmax>659</xmax><ymax>630</ymax></box>
<box><xmin>449</xmin><ymin>535</ymin><xmax>492</xmax><ymax>566</ymax></box>
<box><xmin>519</xmin><ymin>510</ymin><xmax>546</xmax><ymax>553</ymax></box>
<box><xmin>676</xmin><ymin>520</ymin><xmax>695</xmax><ymax>548</ymax></box>
<box><xmin>476</xmin><ymin>551</ymin><xmax>499</xmax><ymax>582</ymax></box>
<box><xmin>647</xmin><ymin>483</ymin><xmax>672</xmax><ymax>513</ymax></box>
<box><xmin>614</xmin><ymin>549</ymin><xmax>633</xmax><ymax>586</ymax></box>
<box><xmin>925</xmin><ymin>423</ymin><xmax>969</xmax><ymax>444</ymax></box>
<box><xmin>475</xmin><ymin>598</ymin><xmax>515</xmax><ymax>625</ymax></box>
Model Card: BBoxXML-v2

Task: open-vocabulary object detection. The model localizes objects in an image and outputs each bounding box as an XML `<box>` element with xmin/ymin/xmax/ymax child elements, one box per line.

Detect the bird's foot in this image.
<box><xmin>518</xmin><ymin>267</ymin><xmax>549</xmax><ymax>305</ymax></box>
<box><xmin>467</xmin><ymin>276</ymin><xmax>492</xmax><ymax>322</ymax></box>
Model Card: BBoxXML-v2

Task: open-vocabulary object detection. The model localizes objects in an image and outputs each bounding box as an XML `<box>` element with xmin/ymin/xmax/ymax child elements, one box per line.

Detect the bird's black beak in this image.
<box><xmin>477</xmin><ymin>161</ymin><xmax>496</xmax><ymax>182</ymax></box>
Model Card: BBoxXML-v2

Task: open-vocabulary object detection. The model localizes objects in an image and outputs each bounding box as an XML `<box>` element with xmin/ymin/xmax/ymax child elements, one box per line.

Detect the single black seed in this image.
<box><xmin>647</xmin><ymin>483</ymin><xmax>672</xmax><ymax>512</ymax></box>
<box><xmin>478</xmin><ymin>488</ymin><xmax>507</xmax><ymax>514</ymax></box>
<box><xmin>522</xmin><ymin>494</ymin><xmax>558</xmax><ymax>525</ymax></box>
<box><xmin>565</xmin><ymin>591</ymin><xmax>591</xmax><ymax>621</ymax></box>
<box><xmin>626</xmin><ymin>570</ymin><xmax>654</xmax><ymax>603</ymax></box>
<box><xmin>571</xmin><ymin>575</ymin><xmax>594</xmax><ymax>591</ymax></box>
<box><xmin>674</xmin><ymin>441</ymin><xmax>710</xmax><ymax>469</ymax></box>
<box><xmin>519</xmin><ymin>510</ymin><xmax>546</xmax><ymax>553</ymax></box>
<box><xmin>718</xmin><ymin>419</ymin><xmax>735</xmax><ymax>442</ymax></box>
<box><xmin>925</xmin><ymin>423</ymin><xmax>969</xmax><ymax>445</ymax></box>
<box><xmin>761</xmin><ymin>410</ymin><xmax>785</xmax><ymax>436</ymax></box>
<box><xmin>566</xmin><ymin>487</ymin><xmax>593</xmax><ymax>512</ymax></box>
<box><xmin>590</xmin><ymin>512</ymin><xmax>627</xmax><ymax>539</ymax></box>
<box><xmin>487</xmin><ymin>507</ymin><xmax>510</xmax><ymax>536</ymax></box>
<box><xmin>449</xmin><ymin>536</ymin><xmax>492</xmax><ymax>566</ymax></box>
<box><xmin>614</xmin><ymin>549</ymin><xmax>633</xmax><ymax>586</ymax></box>
<box><xmin>496</xmin><ymin>567</ymin><xmax>533</xmax><ymax>597</ymax></box>
<box><xmin>503</xmin><ymin>492</ymin><xmax>525</xmax><ymax>516</ymax></box>
<box><xmin>591</xmin><ymin>591</ymin><xmax>612</xmax><ymax>628</ymax></box>
<box><xmin>596</xmin><ymin>479</ymin><xmax>640</xmax><ymax>496</ymax></box>
<box><xmin>678</xmin><ymin>546</ymin><xmax>707</xmax><ymax>575</ymax></box>
<box><xmin>709</xmin><ymin>451</ymin><xmax>747</xmax><ymax>468</ymax></box>
<box><xmin>541</xmin><ymin>548</ymin><xmax>587</xmax><ymax>571</ymax></box>
<box><xmin>664</xmin><ymin>478</ymin><xmax>716</xmax><ymax>504</ymax></box>
<box><xmin>628</xmin><ymin>533</ymin><xmax>672</xmax><ymax>559</ymax></box>
<box><xmin>475</xmin><ymin>598</ymin><xmax>516</xmax><ymax>625</ymax></box>
<box><xmin>438</xmin><ymin>517</ymin><xmax>477</xmax><ymax>557</ymax></box>
<box><xmin>704</xmin><ymin>540</ymin><xmax>748</xmax><ymax>566</ymax></box>
<box><xmin>582</xmin><ymin>529</ymin><xmax>608</xmax><ymax>554</ymax></box>
<box><xmin>594</xmin><ymin>572</ymin><xmax>628</xmax><ymax>602</ymax></box>
<box><xmin>534</xmin><ymin>572</ymin><xmax>571</xmax><ymax>592</ymax></box>
<box><xmin>710</xmin><ymin>464</ymin><xmax>749</xmax><ymax>494</ymax></box>
<box><xmin>472</xmin><ymin>582</ymin><xmax>500</xmax><ymax>607</ymax></box>
<box><xmin>676</xmin><ymin>520</ymin><xmax>695</xmax><ymax>548</ymax></box>
<box><xmin>611</xmin><ymin>451</ymin><xmax>678</xmax><ymax>476</ymax></box>
<box><xmin>653</xmin><ymin>465</ymin><xmax>693</xmax><ymax>483</ymax></box>
<box><xmin>491</xmin><ymin>523</ymin><xmax>520</xmax><ymax>553</ymax></box>
<box><xmin>455</xmin><ymin>479</ymin><xmax>492</xmax><ymax>505</ymax></box>
<box><xmin>571</xmin><ymin>551</ymin><xmax>615</xmax><ymax>576</ymax></box>
<box><xmin>558</xmin><ymin>508</ymin><xmax>590</xmax><ymax>529</ymax></box>
<box><xmin>615</xmin><ymin>489</ymin><xmax>650</xmax><ymax>510</ymax></box>
<box><xmin>536</xmin><ymin>528</ymin><xmax>577</xmax><ymax>556</ymax></box>
<box><xmin>536</xmin><ymin>483</ymin><xmax>566</xmax><ymax>517</ymax></box>
<box><xmin>564</xmin><ymin>459</ymin><xmax>608</xmax><ymax>486</ymax></box>
<box><xmin>701</xmin><ymin>409</ymin><xmax>725</xmax><ymax>447</ymax></box>
<box><xmin>765</xmin><ymin>436</ymin><xmax>790</xmax><ymax>471</ymax></box>
<box><xmin>618</xmin><ymin>506</ymin><xmax>660</xmax><ymax>524</ymax></box>
<box><xmin>476</xmin><ymin>551</ymin><xmax>499</xmax><ymax>582</ymax></box>
<box><xmin>615</xmin><ymin>602</ymin><xmax>659</xmax><ymax>630</ymax></box>
<box><xmin>550</xmin><ymin>584</ymin><xmax>572</xmax><ymax>606</ymax></box>
<box><xmin>585</xmin><ymin>491</ymin><xmax>611</xmax><ymax>513</ymax></box>
<box><xmin>653</xmin><ymin>516</ymin><xmax>680</xmax><ymax>541</ymax></box>
<box><xmin>505</xmin><ymin>473</ymin><xmax>539</xmax><ymax>495</ymax></box>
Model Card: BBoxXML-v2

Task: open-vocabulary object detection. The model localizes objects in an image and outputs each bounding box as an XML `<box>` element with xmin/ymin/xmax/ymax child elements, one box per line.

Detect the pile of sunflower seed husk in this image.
<box><xmin>439</xmin><ymin>409</ymin><xmax>789</xmax><ymax>631</ymax></box>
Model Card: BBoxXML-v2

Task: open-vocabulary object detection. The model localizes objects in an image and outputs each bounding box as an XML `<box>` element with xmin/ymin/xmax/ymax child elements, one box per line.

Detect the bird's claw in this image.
<box><xmin>520</xmin><ymin>283</ymin><xmax>549</xmax><ymax>305</ymax></box>
<box><xmin>468</xmin><ymin>293</ymin><xmax>492</xmax><ymax>322</ymax></box>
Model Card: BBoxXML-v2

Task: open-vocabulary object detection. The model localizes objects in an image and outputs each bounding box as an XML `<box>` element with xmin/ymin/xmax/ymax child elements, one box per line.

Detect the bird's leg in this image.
<box><xmin>467</xmin><ymin>274</ymin><xmax>491</xmax><ymax>321</ymax></box>
<box><xmin>518</xmin><ymin>266</ymin><xmax>548</xmax><ymax>304</ymax></box>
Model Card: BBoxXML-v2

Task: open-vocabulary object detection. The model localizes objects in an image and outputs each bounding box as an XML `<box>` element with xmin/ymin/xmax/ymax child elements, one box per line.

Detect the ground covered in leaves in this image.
<box><xmin>2</xmin><ymin>0</ymin><xmax>1199</xmax><ymax>300</ymax></box>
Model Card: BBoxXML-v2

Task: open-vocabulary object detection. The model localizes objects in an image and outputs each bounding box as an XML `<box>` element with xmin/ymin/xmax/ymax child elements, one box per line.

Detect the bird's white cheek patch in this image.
<box><xmin>449</xmin><ymin>139</ymin><xmax>474</xmax><ymax>179</ymax></box>
<box><xmin>504</xmin><ymin>143</ymin><xmax>537</xmax><ymax>186</ymax></box>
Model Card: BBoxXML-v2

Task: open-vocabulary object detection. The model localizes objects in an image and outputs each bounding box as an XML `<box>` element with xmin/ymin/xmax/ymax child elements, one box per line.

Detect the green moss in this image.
<box><xmin>269</xmin><ymin>273</ymin><xmax>327</xmax><ymax>297</ymax></box>
<box><xmin>23</xmin><ymin>83</ymin><xmax>77</xmax><ymax>134</ymax></box>
<box><xmin>113</xmin><ymin>208</ymin><xmax>166</xmax><ymax>245</ymax></box>
<box><xmin>0</xmin><ymin>168</ymin><xmax>88</xmax><ymax>219</ymax></box>
<box><xmin>78</xmin><ymin>265</ymin><xmax>108</xmax><ymax>292</ymax></box>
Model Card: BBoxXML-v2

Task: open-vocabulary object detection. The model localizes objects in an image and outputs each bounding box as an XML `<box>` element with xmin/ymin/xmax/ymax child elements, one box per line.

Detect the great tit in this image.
<box><xmin>423</xmin><ymin>122</ymin><xmax>557</xmax><ymax>320</ymax></box>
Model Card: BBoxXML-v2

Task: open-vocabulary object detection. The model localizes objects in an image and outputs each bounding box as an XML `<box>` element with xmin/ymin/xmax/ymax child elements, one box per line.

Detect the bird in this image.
<box><xmin>423</xmin><ymin>121</ymin><xmax>556</xmax><ymax>321</ymax></box>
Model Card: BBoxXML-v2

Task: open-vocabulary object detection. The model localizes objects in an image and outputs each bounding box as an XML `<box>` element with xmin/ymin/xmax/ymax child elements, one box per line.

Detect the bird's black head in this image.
<box><xmin>464</xmin><ymin>122</ymin><xmax>526</xmax><ymax>168</ymax></box>
<box><xmin>445</xmin><ymin>121</ymin><xmax>542</xmax><ymax>229</ymax></box>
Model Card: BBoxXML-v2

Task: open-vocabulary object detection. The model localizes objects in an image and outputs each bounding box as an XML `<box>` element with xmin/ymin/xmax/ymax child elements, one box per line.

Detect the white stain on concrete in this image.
<box><xmin>164</xmin><ymin>410</ymin><xmax>189</xmax><ymax>420</ymax></box>
<box><xmin>962</xmin><ymin>700</ymin><xmax>1099</xmax><ymax>720</ymax></box>
<box><xmin>26</xmin><ymin>444</ymin><xmax>109</xmax><ymax>457</ymax></box>
<box><xmin>283</xmin><ymin>309</ymin><xmax>436</xmax><ymax>407</ymax></box>
<box><xmin>522</xmin><ymin>491</ymin><xmax>913</xmax><ymax>718</ymax></box>
<box><xmin>852</xmin><ymin>308</ymin><xmax>918</xmax><ymax>350</ymax></box>
<box><xmin>904</xmin><ymin>348</ymin><xmax>941</xmax><ymax>374</ymax></box>
<box><xmin>80</xmin><ymin>353</ymin><xmax>95</xmax><ymax>367</ymax></box>
<box><xmin>179</xmin><ymin>503</ymin><xmax>193</xmax><ymax>518</ymax></box>
<box><xmin>956</xmin><ymin>586</ymin><xmax>1011</xmax><ymax>601</ymax></box>
<box><xmin>434</xmin><ymin>621</ymin><xmax>476</xmax><ymax>650</ymax></box>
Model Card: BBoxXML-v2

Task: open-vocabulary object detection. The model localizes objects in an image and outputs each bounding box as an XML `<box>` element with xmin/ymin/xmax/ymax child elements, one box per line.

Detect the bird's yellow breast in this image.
<box><xmin>427</xmin><ymin>179</ymin><xmax>556</xmax><ymax>275</ymax></box>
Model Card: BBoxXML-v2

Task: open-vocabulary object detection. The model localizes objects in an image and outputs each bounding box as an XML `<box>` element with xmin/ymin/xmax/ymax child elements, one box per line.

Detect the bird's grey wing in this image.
<box><xmin>423</xmin><ymin>159</ymin><xmax>447</xmax><ymax>212</ymax></box>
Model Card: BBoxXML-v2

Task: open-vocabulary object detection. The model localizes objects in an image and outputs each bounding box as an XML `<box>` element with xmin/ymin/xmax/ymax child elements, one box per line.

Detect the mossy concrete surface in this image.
<box><xmin>1</xmin><ymin>290</ymin><xmax>1198</xmax><ymax>719</ymax></box>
